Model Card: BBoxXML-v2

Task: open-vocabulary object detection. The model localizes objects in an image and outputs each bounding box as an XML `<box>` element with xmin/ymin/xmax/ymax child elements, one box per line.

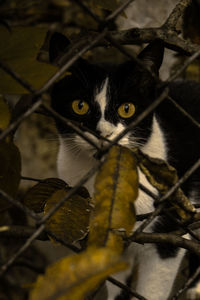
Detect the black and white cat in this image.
<box><xmin>49</xmin><ymin>33</ymin><xmax>200</xmax><ymax>300</ymax></box>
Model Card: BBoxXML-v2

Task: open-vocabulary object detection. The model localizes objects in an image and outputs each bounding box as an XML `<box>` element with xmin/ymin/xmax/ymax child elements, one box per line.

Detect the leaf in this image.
<box><xmin>89</xmin><ymin>145</ymin><xmax>138</xmax><ymax>251</ymax></box>
<box><xmin>44</xmin><ymin>188</ymin><xmax>92</xmax><ymax>244</ymax></box>
<box><xmin>0</xmin><ymin>140</ymin><xmax>21</xmax><ymax>210</ymax></box>
<box><xmin>0</xmin><ymin>96</ymin><xmax>10</xmax><ymax>131</ymax></box>
<box><xmin>23</xmin><ymin>178</ymin><xmax>67</xmax><ymax>213</ymax></box>
<box><xmin>0</xmin><ymin>27</ymin><xmax>57</xmax><ymax>94</ymax></box>
<box><xmin>29</xmin><ymin>247</ymin><xmax>127</xmax><ymax>300</ymax></box>
<box><xmin>133</xmin><ymin>148</ymin><xmax>195</xmax><ymax>220</ymax></box>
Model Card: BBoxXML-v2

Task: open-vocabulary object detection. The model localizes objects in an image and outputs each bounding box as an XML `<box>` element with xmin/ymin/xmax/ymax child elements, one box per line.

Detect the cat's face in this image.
<box><xmin>50</xmin><ymin>34</ymin><xmax>164</xmax><ymax>156</ymax></box>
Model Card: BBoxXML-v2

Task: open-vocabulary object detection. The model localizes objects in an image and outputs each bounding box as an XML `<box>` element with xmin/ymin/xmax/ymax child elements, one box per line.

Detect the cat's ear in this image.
<box><xmin>49</xmin><ymin>32</ymin><xmax>71</xmax><ymax>64</ymax></box>
<box><xmin>138</xmin><ymin>39</ymin><xmax>164</xmax><ymax>75</ymax></box>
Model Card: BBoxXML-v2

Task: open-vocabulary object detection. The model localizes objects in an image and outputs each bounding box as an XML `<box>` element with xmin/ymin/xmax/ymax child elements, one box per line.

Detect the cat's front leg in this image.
<box><xmin>131</xmin><ymin>243</ymin><xmax>186</xmax><ymax>300</ymax></box>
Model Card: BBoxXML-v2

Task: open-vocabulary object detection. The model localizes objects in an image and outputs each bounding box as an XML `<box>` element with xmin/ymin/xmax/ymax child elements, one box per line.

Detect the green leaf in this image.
<box><xmin>0</xmin><ymin>27</ymin><xmax>57</xmax><ymax>94</ymax></box>
<box><xmin>23</xmin><ymin>178</ymin><xmax>67</xmax><ymax>213</ymax></box>
<box><xmin>0</xmin><ymin>140</ymin><xmax>21</xmax><ymax>210</ymax></box>
<box><xmin>44</xmin><ymin>187</ymin><xmax>92</xmax><ymax>244</ymax></box>
<box><xmin>29</xmin><ymin>247</ymin><xmax>127</xmax><ymax>300</ymax></box>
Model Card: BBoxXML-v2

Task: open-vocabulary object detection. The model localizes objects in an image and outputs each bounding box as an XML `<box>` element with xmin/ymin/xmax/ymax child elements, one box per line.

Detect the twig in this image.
<box><xmin>71</xmin><ymin>0</ymin><xmax>198</xmax><ymax>55</ymax></box>
<box><xmin>131</xmin><ymin>232</ymin><xmax>200</xmax><ymax>256</ymax></box>
<box><xmin>163</xmin><ymin>0</ymin><xmax>192</xmax><ymax>31</ymax></box>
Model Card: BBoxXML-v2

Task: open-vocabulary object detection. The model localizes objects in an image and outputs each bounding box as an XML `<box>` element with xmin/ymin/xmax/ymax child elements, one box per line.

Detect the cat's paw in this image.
<box><xmin>187</xmin><ymin>285</ymin><xmax>200</xmax><ymax>300</ymax></box>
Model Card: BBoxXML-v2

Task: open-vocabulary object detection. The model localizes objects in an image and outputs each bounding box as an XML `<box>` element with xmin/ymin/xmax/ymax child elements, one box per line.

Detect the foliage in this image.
<box><xmin>0</xmin><ymin>27</ymin><xmax>57</xmax><ymax>94</ymax></box>
<box><xmin>0</xmin><ymin>0</ymin><xmax>199</xmax><ymax>299</ymax></box>
<box><xmin>0</xmin><ymin>96</ymin><xmax>195</xmax><ymax>298</ymax></box>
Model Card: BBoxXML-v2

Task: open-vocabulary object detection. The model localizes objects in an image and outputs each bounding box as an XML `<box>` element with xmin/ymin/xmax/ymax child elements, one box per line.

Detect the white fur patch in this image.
<box><xmin>142</xmin><ymin>116</ymin><xmax>167</xmax><ymax>160</ymax></box>
<box><xmin>134</xmin><ymin>115</ymin><xmax>167</xmax><ymax>216</ymax></box>
<box><xmin>56</xmin><ymin>98</ymin><xmax>185</xmax><ymax>300</ymax></box>
<box><xmin>95</xmin><ymin>78</ymin><xmax>108</xmax><ymax>118</ymax></box>
<box><xmin>57</xmin><ymin>137</ymin><xmax>98</xmax><ymax>194</ymax></box>
<box><xmin>97</xmin><ymin>120</ymin><xmax>129</xmax><ymax>146</ymax></box>
<box><xmin>94</xmin><ymin>77</ymin><xmax>129</xmax><ymax>144</ymax></box>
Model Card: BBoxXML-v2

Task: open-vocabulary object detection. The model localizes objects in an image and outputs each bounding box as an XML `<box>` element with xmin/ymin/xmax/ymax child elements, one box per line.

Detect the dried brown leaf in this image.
<box><xmin>23</xmin><ymin>178</ymin><xmax>67</xmax><ymax>213</ymax></box>
<box><xmin>133</xmin><ymin>148</ymin><xmax>195</xmax><ymax>220</ymax></box>
<box><xmin>44</xmin><ymin>188</ymin><xmax>92</xmax><ymax>244</ymax></box>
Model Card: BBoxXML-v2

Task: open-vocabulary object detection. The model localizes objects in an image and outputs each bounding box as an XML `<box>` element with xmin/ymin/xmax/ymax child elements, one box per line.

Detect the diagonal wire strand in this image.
<box><xmin>0</xmin><ymin>0</ymin><xmax>200</xmax><ymax>298</ymax></box>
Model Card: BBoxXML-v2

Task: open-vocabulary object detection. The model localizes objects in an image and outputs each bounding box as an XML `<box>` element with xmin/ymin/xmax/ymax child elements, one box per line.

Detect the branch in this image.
<box><xmin>130</xmin><ymin>232</ymin><xmax>200</xmax><ymax>256</ymax></box>
<box><xmin>76</xmin><ymin>0</ymin><xmax>199</xmax><ymax>55</ymax></box>
<box><xmin>163</xmin><ymin>0</ymin><xmax>191</xmax><ymax>31</ymax></box>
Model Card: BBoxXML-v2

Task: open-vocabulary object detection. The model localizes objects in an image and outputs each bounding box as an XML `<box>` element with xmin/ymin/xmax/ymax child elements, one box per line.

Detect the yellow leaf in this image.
<box><xmin>45</xmin><ymin>188</ymin><xmax>92</xmax><ymax>244</ymax></box>
<box><xmin>0</xmin><ymin>96</ymin><xmax>11</xmax><ymax>131</ymax></box>
<box><xmin>89</xmin><ymin>145</ymin><xmax>138</xmax><ymax>250</ymax></box>
<box><xmin>0</xmin><ymin>27</ymin><xmax>57</xmax><ymax>94</ymax></box>
<box><xmin>29</xmin><ymin>247</ymin><xmax>127</xmax><ymax>300</ymax></box>
<box><xmin>23</xmin><ymin>178</ymin><xmax>67</xmax><ymax>213</ymax></box>
<box><xmin>0</xmin><ymin>140</ymin><xmax>21</xmax><ymax>210</ymax></box>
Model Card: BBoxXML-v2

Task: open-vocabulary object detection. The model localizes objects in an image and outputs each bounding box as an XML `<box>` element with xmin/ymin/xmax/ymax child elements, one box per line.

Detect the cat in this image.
<box><xmin>49</xmin><ymin>32</ymin><xmax>200</xmax><ymax>300</ymax></box>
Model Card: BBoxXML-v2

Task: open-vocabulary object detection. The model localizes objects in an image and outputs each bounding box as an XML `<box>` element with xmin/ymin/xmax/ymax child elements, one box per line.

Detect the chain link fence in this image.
<box><xmin>0</xmin><ymin>0</ymin><xmax>200</xmax><ymax>299</ymax></box>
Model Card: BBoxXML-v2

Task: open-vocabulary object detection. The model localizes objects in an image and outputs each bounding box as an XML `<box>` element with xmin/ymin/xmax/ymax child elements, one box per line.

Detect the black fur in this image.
<box><xmin>50</xmin><ymin>33</ymin><xmax>200</xmax><ymax>261</ymax></box>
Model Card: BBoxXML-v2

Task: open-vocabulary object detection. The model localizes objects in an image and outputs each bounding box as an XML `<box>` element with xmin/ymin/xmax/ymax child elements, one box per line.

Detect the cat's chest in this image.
<box><xmin>57</xmin><ymin>137</ymin><xmax>98</xmax><ymax>193</ymax></box>
<box><xmin>57</xmin><ymin>116</ymin><xmax>167</xmax><ymax>215</ymax></box>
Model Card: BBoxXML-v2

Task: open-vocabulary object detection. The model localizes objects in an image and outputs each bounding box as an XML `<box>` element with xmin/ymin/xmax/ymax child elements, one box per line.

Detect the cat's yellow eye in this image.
<box><xmin>118</xmin><ymin>103</ymin><xmax>135</xmax><ymax>118</ymax></box>
<box><xmin>72</xmin><ymin>100</ymin><xmax>89</xmax><ymax>115</ymax></box>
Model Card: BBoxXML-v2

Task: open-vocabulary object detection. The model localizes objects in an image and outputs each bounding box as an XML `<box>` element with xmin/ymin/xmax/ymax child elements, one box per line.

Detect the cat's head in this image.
<box><xmin>50</xmin><ymin>33</ymin><xmax>164</xmax><ymax>156</ymax></box>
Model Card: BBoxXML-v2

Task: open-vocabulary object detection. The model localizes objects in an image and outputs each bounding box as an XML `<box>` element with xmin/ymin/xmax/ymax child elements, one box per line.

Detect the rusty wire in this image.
<box><xmin>0</xmin><ymin>0</ymin><xmax>200</xmax><ymax>299</ymax></box>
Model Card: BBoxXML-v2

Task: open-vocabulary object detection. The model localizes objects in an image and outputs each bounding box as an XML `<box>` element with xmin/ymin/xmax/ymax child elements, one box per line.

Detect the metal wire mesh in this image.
<box><xmin>0</xmin><ymin>0</ymin><xmax>200</xmax><ymax>299</ymax></box>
